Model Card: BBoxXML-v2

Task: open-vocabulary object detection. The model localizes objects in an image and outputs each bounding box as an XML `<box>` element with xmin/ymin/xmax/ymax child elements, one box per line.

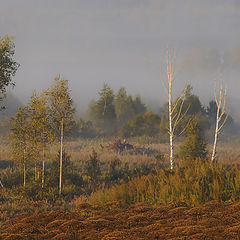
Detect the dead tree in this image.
<box><xmin>211</xmin><ymin>76</ymin><xmax>228</xmax><ymax>162</ymax></box>
<box><xmin>166</xmin><ymin>47</ymin><xmax>189</xmax><ymax>171</ymax></box>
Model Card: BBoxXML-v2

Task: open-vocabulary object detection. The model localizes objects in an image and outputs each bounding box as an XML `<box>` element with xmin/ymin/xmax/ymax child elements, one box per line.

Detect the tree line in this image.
<box><xmin>77</xmin><ymin>83</ymin><xmax>233</xmax><ymax>141</ymax></box>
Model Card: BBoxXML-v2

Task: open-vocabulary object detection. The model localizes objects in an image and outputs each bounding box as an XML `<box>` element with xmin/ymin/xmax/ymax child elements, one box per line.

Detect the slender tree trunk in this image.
<box><xmin>169</xmin><ymin>80</ymin><xmax>174</xmax><ymax>171</ymax></box>
<box><xmin>211</xmin><ymin>77</ymin><xmax>227</xmax><ymax>163</ymax></box>
<box><xmin>211</xmin><ymin>103</ymin><xmax>220</xmax><ymax>162</ymax></box>
<box><xmin>42</xmin><ymin>148</ymin><xmax>45</xmax><ymax>188</ymax></box>
<box><xmin>167</xmin><ymin>47</ymin><xmax>174</xmax><ymax>171</ymax></box>
<box><xmin>59</xmin><ymin>118</ymin><xmax>64</xmax><ymax>195</ymax></box>
<box><xmin>0</xmin><ymin>179</ymin><xmax>3</xmax><ymax>187</ymax></box>
<box><xmin>23</xmin><ymin>163</ymin><xmax>26</xmax><ymax>187</ymax></box>
<box><xmin>23</xmin><ymin>149</ymin><xmax>26</xmax><ymax>187</ymax></box>
<box><xmin>34</xmin><ymin>163</ymin><xmax>37</xmax><ymax>181</ymax></box>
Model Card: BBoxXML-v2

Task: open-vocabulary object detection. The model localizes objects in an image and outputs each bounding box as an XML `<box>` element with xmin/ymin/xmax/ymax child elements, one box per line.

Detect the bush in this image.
<box><xmin>178</xmin><ymin>117</ymin><xmax>207</xmax><ymax>166</ymax></box>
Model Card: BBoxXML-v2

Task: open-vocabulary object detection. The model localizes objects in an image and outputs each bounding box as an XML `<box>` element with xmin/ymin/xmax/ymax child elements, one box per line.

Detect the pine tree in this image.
<box><xmin>178</xmin><ymin>117</ymin><xmax>207</xmax><ymax>166</ymax></box>
<box><xmin>114</xmin><ymin>87</ymin><xmax>135</xmax><ymax>129</ymax></box>
<box><xmin>88</xmin><ymin>83</ymin><xmax>116</xmax><ymax>136</ymax></box>
<box><xmin>85</xmin><ymin>149</ymin><xmax>101</xmax><ymax>191</ymax></box>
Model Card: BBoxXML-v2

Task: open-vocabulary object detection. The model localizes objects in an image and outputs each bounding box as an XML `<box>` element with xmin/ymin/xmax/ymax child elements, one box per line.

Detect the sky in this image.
<box><xmin>1</xmin><ymin>0</ymin><xmax>240</xmax><ymax>115</ymax></box>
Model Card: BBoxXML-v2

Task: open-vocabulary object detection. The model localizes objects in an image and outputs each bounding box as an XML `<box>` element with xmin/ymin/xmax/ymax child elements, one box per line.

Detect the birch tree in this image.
<box><xmin>9</xmin><ymin>106</ymin><xmax>32</xmax><ymax>187</ymax></box>
<box><xmin>211</xmin><ymin>76</ymin><xmax>228</xmax><ymax>162</ymax></box>
<box><xmin>47</xmin><ymin>75</ymin><xmax>75</xmax><ymax>194</ymax></box>
<box><xmin>166</xmin><ymin>47</ymin><xmax>175</xmax><ymax>170</ymax></box>
<box><xmin>28</xmin><ymin>91</ymin><xmax>54</xmax><ymax>187</ymax></box>
<box><xmin>165</xmin><ymin>47</ymin><xmax>189</xmax><ymax>170</ymax></box>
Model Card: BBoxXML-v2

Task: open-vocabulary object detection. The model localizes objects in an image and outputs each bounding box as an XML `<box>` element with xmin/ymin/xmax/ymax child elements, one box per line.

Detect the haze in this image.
<box><xmin>1</xmin><ymin>0</ymin><xmax>240</xmax><ymax>116</ymax></box>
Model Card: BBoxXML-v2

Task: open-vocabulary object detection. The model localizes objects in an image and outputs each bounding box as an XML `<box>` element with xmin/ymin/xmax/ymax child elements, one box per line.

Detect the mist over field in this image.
<box><xmin>2</xmin><ymin>2</ymin><xmax>240</xmax><ymax>239</ymax></box>
<box><xmin>0</xmin><ymin>0</ymin><xmax>240</xmax><ymax>117</ymax></box>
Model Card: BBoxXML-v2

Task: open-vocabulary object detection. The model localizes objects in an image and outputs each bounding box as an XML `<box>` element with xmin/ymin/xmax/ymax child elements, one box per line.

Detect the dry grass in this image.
<box><xmin>1</xmin><ymin>200</ymin><xmax>240</xmax><ymax>239</ymax></box>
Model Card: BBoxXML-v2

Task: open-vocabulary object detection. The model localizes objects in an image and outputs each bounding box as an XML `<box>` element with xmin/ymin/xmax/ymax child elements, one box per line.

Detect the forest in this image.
<box><xmin>1</xmin><ymin>35</ymin><xmax>240</xmax><ymax>239</ymax></box>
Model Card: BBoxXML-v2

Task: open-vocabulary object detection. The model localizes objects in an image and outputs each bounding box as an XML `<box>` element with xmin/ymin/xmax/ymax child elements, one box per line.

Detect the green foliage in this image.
<box><xmin>46</xmin><ymin>75</ymin><xmax>75</xmax><ymax>138</ymax></box>
<box><xmin>0</xmin><ymin>35</ymin><xmax>19</xmax><ymax>100</ymax></box>
<box><xmin>120</xmin><ymin>111</ymin><xmax>160</xmax><ymax>137</ymax></box>
<box><xmin>85</xmin><ymin>149</ymin><xmax>101</xmax><ymax>190</ymax></box>
<box><xmin>73</xmin><ymin>118</ymin><xmax>98</xmax><ymax>138</ymax></box>
<box><xmin>105</xmin><ymin>156</ymin><xmax>123</xmax><ymax>185</ymax></box>
<box><xmin>89</xmin><ymin>161</ymin><xmax>240</xmax><ymax>207</ymax></box>
<box><xmin>206</xmin><ymin>100</ymin><xmax>234</xmax><ymax>135</ymax></box>
<box><xmin>87</xmin><ymin>85</ymin><xmax>147</xmax><ymax>136</ymax></box>
<box><xmin>28</xmin><ymin>91</ymin><xmax>54</xmax><ymax>148</ymax></box>
<box><xmin>182</xmin><ymin>84</ymin><xmax>203</xmax><ymax>115</ymax></box>
<box><xmin>178</xmin><ymin>117</ymin><xmax>207</xmax><ymax>165</ymax></box>
<box><xmin>88</xmin><ymin>83</ymin><xmax>116</xmax><ymax>136</ymax></box>
<box><xmin>132</xmin><ymin>95</ymin><xmax>147</xmax><ymax>115</ymax></box>
<box><xmin>47</xmin><ymin>151</ymin><xmax>83</xmax><ymax>188</ymax></box>
<box><xmin>114</xmin><ymin>87</ymin><xmax>135</xmax><ymax>129</ymax></box>
<box><xmin>8</xmin><ymin>106</ymin><xmax>33</xmax><ymax>169</ymax></box>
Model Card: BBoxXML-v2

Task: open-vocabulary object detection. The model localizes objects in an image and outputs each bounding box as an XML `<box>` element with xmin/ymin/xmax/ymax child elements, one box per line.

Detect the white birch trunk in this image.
<box><xmin>23</xmin><ymin>149</ymin><xmax>26</xmax><ymax>187</ymax></box>
<box><xmin>42</xmin><ymin>148</ymin><xmax>45</xmax><ymax>188</ymax></box>
<box><xmin>169</xmin><ymin>80</ymin><xmax>174</xmax><ymax>170</ymax></box>
<box><xmin>59</xmin><ymin>118</ymin><xmax>64</xmax><ymax>195</ymax></box>
<box><xmin>211</xmin><ymin>107</ymin><xmax>220</xmax><ymax>162</ymax></box>
<box><xmin>23</xmin><ymin>163</ymin><xmax>26</xmax><ymax>187</ymax></box>
<box><xmin>211</xmin><ymin>77</ymin><xmax>227</xmax><ymax>163</ymax></box>
<box><xmin>34</xmin><ymin>164</ymin><xmax>37</xmax><ymax>181</ymax></box>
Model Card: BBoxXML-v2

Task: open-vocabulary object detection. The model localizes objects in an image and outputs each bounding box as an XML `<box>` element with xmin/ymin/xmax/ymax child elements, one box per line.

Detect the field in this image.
<box><xmin>1</xmin><ymin>200</ymin><xmax>240</xmax><ymax>239</ymax></box>
<box><xmin>1</xmin><ymin>137</ymin><xmax>240</xmax><ymax>240</ymax></box>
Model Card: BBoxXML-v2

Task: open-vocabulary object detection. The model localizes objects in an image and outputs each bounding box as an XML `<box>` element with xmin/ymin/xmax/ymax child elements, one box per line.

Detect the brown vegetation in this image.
<box><xmin>99</xmin><ymin>139</ymin><xmax>158</xmax><ymax>156</ymax></box>
<box><xmin>1</xmin><ymin>201</ymin><xmax>240</xmax><ymax>239</ymax></box>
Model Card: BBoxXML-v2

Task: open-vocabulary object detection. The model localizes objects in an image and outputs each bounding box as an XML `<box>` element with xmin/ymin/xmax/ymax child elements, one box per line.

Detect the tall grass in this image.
<box><xmin>88</xmin><ymin>159</ymin><xmax>240</xmax><ymax>208</ymax></box>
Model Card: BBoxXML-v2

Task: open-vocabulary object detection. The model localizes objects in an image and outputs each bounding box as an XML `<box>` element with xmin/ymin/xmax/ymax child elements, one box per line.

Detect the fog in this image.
<box><xmin>1</xmin><ymin>0</ymin><xmax>240</xmax><ymax>116</ymax></box>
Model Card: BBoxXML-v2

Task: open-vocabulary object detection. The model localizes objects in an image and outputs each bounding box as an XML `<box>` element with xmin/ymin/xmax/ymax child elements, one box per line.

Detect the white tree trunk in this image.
<box><xmin>42</xmin><ymin>148</ymin><xmax>45</xmax><ymax>188</ymax></box>
<box><xmin>169</xmin><ymin>80</ymin><xmax>174</xmax><ymax>170</ymax></box>
<box><xmin>34</xmin><ymin>164</ymin><xmax>37</xmax><ymax>181</ymax></box>
<box><xmin>23</xmin><ymin>163</ymin><xmax>26</xmax><ymax>187</ymax></box>
<box><xmin>59</xmin><ymin>118</ymin><xmax>64</xmax><ymax>195</ymax></box>
<box><xmin>23</xmin><ymin>149</ymin><xmax>26</xmax><ymax>187</ymax></box>
<box><xmin>211</xmin><ymin>77</ymin><xmax>227</xmax><ymax>163</ymax></box>
<box><xmin>0</xmin><ymin>179</ymin><xmax>3</xmax><ymax>187</ymax></box>
<box><xmin>211</xmin><ymin>107</ymin><xmax>220</xmax><ymax>162</ymax></box>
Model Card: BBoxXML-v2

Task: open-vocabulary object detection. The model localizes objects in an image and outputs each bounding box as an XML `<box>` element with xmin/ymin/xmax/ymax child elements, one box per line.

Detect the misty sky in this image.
<box><xmin>1</xmin><ymin>0</ymin><xmax>240</xmax><ymax>115</ymax></box>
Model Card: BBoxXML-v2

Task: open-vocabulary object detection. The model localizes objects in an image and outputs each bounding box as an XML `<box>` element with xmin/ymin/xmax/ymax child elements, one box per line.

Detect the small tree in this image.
<box><xmin>47</xmin><ymin>75</ymin><xmax>75</xmax><ymax>194</ymax></box>
<box><xmin>114</xmin><ymin>87</ymin><xmax>135</xmax><ymax>129</ymax></box>
<box><xmin>85</xmin><ymin>149</ymin><xmax>101</xmax><ymax>192</ymax></box>
<box><xmin>9</xmin><ymin>106</ymin><xmax>32</xmax><ymax>187</ymax></box>
<box><xmin>28</xmin><ymin>91</ymin><xmax>54</xmax><ymax>187</ymax></box>
<box><xmin>179</xmin><ymin>117</ymin><xmax>207</xmax><ymax>166</ymax></box>
<box><xmin>0</xmin><ymin>35</ymin><xmax>19</xmax><ymax>101</ymax></box>
<box><xmin>88</xmin><ymin>83</ymin><xmax>116</xmax><ymax>136</ymax></box>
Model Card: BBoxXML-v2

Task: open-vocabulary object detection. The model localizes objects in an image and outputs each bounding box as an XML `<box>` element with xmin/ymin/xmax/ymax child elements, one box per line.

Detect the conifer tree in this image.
<box><xmin>178</xmin><ymin>117</ymin><xmax>207</xmax><ymax>166</ymax></box>
<box><xmin>89</xmin><ymin>83</ymin><xmax>116</xmax><ymax>136</ymax></box>
<box><xmin>85</xmin><ymin>149</ymin><xmax>101</xmax><ymax>191</ymax></box>
<box><xmin>114</xmin><ymin>87</ymin><xmax>135</xmax><ymax>129</ymax></box>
